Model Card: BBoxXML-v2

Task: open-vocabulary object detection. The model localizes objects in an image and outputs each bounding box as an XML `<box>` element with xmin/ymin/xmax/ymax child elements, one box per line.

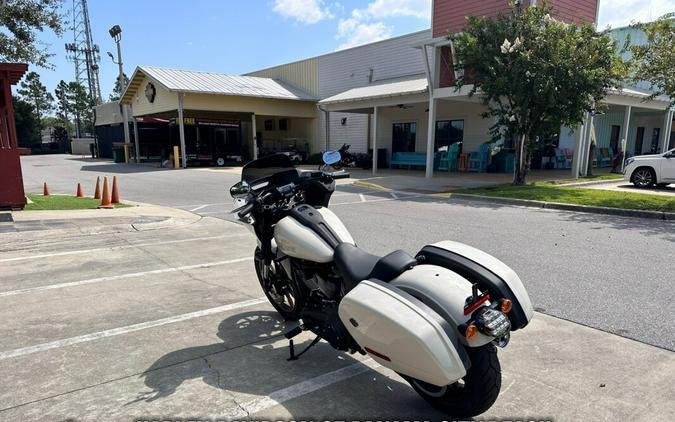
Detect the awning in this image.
<box><xmin>319</xmin><ymin>77</ymin><xmax>428</xmax><ymax>105</ymax></box>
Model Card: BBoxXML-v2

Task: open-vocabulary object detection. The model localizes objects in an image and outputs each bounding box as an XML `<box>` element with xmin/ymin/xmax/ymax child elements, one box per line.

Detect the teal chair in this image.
<box><xmin>447</xmin><ymin>143</ymin><xmax>460</xmax><ymax>171</ymax></box>
<box><xmin>437</xmin><ymin>150</ymin><xmax>449</xmax><ymax>171</ymax></box>
<box><xmin>468</xmin><ymin>144</ymin><xmax>490</xmax><ymax>173</ymax></box>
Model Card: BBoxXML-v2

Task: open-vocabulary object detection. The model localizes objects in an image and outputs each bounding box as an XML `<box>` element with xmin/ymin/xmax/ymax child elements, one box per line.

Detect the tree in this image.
<box><xmin>109</xmin><ymin>73</ymin><xmax>129</xmax><ymax>101</ymax></box>
<box><xmin>54</xmin><ymin>80</ymin><xmax>71</xmax><ymax>126</ymax></box>
<box><xmin>629</xmin><ymin>13</ymin><xmax>675</xmax><ymax>108</ymax></box>
<box><xmin>452</xmin><ymin>2</ymin><xmax>625</xmax><ymax>184</ymax></box>
<box><xmin>13</xmin><ymin>97</ymin><xmax>41</xmax><ymax>150</ymax></box>
<box><xmin>0</xmin><ymin>0</ymin><xmax>64</xmax><ymax>68</ymax></box>
<box><xmin>17</xmin><ymin>71</ymin><xmax>54</xmax><ymax>127</ymax></box>
<box><xmin>67</xmin><ymin>81</ymin><xmax>96</xmax><ymax>136</ymax></box>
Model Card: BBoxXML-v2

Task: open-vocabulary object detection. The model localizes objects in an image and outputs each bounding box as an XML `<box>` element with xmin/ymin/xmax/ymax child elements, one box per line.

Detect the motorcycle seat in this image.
<box><xmin>334</xmin><ymin>243</ymin><xmax>417</xmax><ymax>290</ymax></box>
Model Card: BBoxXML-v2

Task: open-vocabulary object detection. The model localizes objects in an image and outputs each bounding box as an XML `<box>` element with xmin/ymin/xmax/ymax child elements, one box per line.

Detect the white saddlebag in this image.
<box><xmin>338</xmin><ymin>279</ymin><xmax>469</xmax><ymax>387</ymax></box>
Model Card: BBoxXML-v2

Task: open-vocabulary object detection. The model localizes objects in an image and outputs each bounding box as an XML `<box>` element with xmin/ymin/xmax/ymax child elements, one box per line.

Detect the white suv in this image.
<box><xmin>624</xmin><ymin>148</ymin><xmax>675</xmax><ymax>188</ymax></box>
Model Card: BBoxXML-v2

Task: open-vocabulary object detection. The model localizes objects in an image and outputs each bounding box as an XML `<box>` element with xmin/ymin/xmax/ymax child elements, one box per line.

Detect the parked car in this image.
<box><xmin>624</xmin><ymin>148</ymin><xmax>675</xmax><ymax>188</ymax></box>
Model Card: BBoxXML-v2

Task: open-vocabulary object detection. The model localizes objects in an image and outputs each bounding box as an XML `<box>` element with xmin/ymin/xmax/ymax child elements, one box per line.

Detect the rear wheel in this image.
<box><xmin>254</xmin><ymin>247</ymin><xmax>302</xmax><ymax>320</ymax></box>
<box><xmin>404</xmin><ymin>344</ymin><xmax>501</xmax><ymax>417</ymax></box>
<box><xmin>632</xmin><ymin>167</ymin><xmax>655</xmax><ymax>188</ymax></box>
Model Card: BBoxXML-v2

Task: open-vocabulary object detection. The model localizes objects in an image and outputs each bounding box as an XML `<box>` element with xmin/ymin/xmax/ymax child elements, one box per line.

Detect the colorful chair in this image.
<box><xmin>468</xmin><ymin>144</ymin><xmax>490</xmax><ymax>173</ymax></box>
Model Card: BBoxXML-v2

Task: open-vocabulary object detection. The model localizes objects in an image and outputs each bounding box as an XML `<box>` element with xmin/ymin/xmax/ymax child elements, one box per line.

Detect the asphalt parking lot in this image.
<box><xmin>2</xmin><ymin>214</ymin><xmax>674</xmax><ymax>421</ymax></box>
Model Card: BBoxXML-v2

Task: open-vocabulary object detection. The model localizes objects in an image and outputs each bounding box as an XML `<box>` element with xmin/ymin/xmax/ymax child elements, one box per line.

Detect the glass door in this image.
<box><xmin>634</xmin><ymin>127</ymin><xmax>644</xmax><ymax>155</ymax></box>
<box><xmin>392</xmin><ymin>122</ymin><xmax>416</xmax><ymax>153</ymax></box>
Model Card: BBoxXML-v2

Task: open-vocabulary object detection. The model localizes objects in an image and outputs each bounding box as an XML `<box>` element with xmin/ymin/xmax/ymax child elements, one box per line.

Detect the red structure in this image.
<box><xmin>0</xmin><ymin>63</ymin><xmax>28</xmax><ymax>210</ymax></box>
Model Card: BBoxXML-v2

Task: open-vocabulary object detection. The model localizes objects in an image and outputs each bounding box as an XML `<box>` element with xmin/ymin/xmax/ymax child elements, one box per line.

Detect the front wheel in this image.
<box><xmin>404</xmin><ymin>344</ymin><xmax>501</xmax><ymax>417</ymax></box>
<box><xmin>254</xmin><ymin>248</ymin><xmax>302</xmax><ymax>320</ymax></box>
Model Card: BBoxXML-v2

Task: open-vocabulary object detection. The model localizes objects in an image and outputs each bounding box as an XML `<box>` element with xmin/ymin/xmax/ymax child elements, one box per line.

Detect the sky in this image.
<box><xmin>25</xmin><ymin>0</ymin><xmax>675</xmax><ymax>101</ymax></box>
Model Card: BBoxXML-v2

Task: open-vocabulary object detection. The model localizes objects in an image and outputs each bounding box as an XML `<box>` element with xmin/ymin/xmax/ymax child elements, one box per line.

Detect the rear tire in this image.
<box><xmin>404</xmin><ymin>344</ymin><xmax>501</xmax><ymax>417</ymax></box>
<box><xmin>254</xmin><ymin>247</ymin><xmax>302</xmax><ymax>321</ymax></box>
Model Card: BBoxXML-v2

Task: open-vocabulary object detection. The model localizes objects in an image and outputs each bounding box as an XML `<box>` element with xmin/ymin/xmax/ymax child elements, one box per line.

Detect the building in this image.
<box><xmin>118</xmin><ymin>0</ymin><xmax>674</xmax><ymax>177</ymax></box>
<box><xmin>0</xmin><ymin>63</ymin><xmax>28</xmax><ymax>210</ymax></box>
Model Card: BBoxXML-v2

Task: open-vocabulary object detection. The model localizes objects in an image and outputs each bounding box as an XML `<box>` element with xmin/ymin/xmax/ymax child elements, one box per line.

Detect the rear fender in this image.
<box><xmin>415</xmin><ymin>241</ymin><xmax>534</xmax><ymax>330</ymax></box>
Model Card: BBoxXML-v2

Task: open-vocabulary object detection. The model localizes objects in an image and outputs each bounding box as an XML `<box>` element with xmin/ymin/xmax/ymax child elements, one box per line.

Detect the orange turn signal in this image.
<box><xmin>500</xmin><ymin>299</ymin><xmax>513</xmax><ymax>314</ymax></box>
<box><xmin>465</xmin><ymin>324</ymin><xmax>478</xmax><ymax>340</ymax></box>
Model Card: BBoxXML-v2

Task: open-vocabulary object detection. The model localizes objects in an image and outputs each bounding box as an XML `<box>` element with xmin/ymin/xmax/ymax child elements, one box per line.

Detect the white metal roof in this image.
<box><xmin>319</xmin><ymin>77</ymin><xmax>428</xmax><ymax>105</ymax></box>
<box><xmin>125</xmin><ymin>66</ymin><xmax>317</xmax><ymax>102</ymax></box>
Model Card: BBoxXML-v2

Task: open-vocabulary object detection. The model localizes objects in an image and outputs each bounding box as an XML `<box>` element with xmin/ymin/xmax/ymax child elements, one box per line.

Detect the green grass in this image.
<box><xmin>543</xmin><ymin>173</ymin><xmax>624</xmax><ymax>185</ymax></box>
<box><xmin>24</xmin><ymin>194</ymin><xmax>130</xmax><ymax>211</ymax></box>
<box><xmin>455</xmin><ymin>183</ymin><xmax>675</xmax><ymax>212</ymax></box>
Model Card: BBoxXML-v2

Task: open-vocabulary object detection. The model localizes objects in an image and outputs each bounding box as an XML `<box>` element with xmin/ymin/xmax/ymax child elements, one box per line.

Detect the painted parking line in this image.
<box><xmin>174</xmin><ymin>202</ymin><xmax>230</xmax><ymax>209</ymax></box>
<box><xmin>0</xmin><ymin>297</ymin><xmax>267</xmax><ymax>360</ymax></box>
<box><xmin>331</xmin><ymin>193</ymin><xmax>424</xmax><ymax>206</ymax></box>
<box><xmin>237</xmin><ymin>358</ymin><xmax>381</xmax><ymax>416</ymax></box>
<box><xmin>0</xmin><ymin>233</ymin><xmax>245</xmax><ymax>264</ymax></box>
<box><xmin>189</xmin><ymin>204</ymin><xmax>210</xmax><ymax>212</ymax></box>
<box><xmin>0</xmin><ymin>257</ymin><xmax>253</xmax><ymax>298</ymax></box>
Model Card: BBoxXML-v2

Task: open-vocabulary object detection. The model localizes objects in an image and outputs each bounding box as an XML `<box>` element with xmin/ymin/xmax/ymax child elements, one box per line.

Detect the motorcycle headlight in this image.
<box><xmin>474</xmin><ymin>307</ymin><xmax>511</xmax><ymax>338</ymax></box>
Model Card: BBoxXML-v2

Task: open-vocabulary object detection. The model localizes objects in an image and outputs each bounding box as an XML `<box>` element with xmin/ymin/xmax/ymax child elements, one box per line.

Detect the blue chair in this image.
<box><xmin>468</xmin><ymin>144</ymin><xmax>490</xmax><ymax>173</ymax></box>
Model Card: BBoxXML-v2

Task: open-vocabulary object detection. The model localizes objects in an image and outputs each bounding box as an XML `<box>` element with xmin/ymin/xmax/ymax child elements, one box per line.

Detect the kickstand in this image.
<box><xmin>288</xmin><ymin>335</ymin><xmax>321</xmax><ymax>361</ymax></box>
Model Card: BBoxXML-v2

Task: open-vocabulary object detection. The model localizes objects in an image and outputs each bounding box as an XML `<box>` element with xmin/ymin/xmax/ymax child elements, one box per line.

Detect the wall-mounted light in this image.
<box><xmin>341</xmin><ymin>117</ymin><xmax>347</xmax><ymax>125</ymax></box>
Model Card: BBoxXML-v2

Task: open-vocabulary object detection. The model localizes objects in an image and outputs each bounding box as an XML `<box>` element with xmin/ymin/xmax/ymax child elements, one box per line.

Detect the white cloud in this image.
<box><xmin>272</xmin><ymin>0</ymin><xmax>333</xmax><ymax>24</ymax></box>
<box><xmin>597</xmin><ymin>0</ymin><xmax>673</xmax><ymax>28</ymax></box>
<box><xmin>334</xmin><ymin>0</ymin><xmax>429</xmax><ymax>49</ymax></box>
<box><xmin>366</xmin><ymin>0</ymin><xmax>431</xmax><ymax>20</ymax></box>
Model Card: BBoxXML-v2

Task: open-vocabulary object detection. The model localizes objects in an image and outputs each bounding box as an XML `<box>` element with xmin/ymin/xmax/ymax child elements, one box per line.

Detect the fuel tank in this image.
<box><xmin>274</xmin><ymin>206</ymin><xmax>354</xmax><ymax>263</ymax></box>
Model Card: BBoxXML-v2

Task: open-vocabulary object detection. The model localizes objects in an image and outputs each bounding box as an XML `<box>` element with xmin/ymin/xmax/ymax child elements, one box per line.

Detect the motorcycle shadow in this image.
<box><xmin>134</xmin><ymin>310</ymin><xmax>449</xmax><ymax>419</ymax></box>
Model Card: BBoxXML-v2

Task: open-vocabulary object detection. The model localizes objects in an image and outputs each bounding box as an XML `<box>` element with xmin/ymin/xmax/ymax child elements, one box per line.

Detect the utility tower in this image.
<box><xmin>65</xmin><ymin>0</ymin><xmax>102</xmax><ymax>105</ymax></box>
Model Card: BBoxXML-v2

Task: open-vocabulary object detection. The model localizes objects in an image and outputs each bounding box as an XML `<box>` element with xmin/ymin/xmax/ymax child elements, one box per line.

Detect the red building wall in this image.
<box><xmin>0</xmin><ymin>64</ymin><xmax>28</xmax><ymax>210</ymax></box>
<box><xmin>433</xmin><ymin>0</ymin><xmax>599</xmax><ymax>37</ymax></box>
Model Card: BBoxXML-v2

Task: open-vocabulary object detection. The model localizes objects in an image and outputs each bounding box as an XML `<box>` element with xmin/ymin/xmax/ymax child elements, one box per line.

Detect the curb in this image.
<box><xmin>557</xmin><ymin>178</ymin><xmax>624</xmax><ymax>187</ymax></box>
<box><xmin>449</xmin><ymin>193</ymin><xmax>675</xmax><ymax>221</ymax></box>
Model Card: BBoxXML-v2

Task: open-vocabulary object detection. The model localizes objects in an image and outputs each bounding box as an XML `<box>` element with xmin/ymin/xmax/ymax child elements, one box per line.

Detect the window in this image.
<box><xmin>435</xmin><ymin>120</ymin><xmax>464</xmax><ymax>151</ymax></box>
<box><xmin>278</xmin><ymin>119</ymin><xmax>288</xmax><ymax>131</ymax></box>
<box><xmin>392</xmin><ymin>122</ymin><xmax>416</xmax><ymax>153</ymax></box>
<box><xmin>264</xmin><ymin>119</ymin><xmax>274</xmax><ymax>131</ymax></box>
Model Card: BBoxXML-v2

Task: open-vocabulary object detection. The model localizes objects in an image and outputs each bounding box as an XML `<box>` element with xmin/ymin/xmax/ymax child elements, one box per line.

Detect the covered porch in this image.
<box><xmin>320</xmin><ymin>77</ymin><xmax>674</xmax><ymax>181</ymax></box>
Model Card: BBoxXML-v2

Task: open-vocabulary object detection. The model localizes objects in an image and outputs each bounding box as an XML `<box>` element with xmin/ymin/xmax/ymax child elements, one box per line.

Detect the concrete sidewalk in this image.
<box><xmin>5</xmin><ymin>201</ymin><xmax>202</xmax><ymax>235</ymax></box>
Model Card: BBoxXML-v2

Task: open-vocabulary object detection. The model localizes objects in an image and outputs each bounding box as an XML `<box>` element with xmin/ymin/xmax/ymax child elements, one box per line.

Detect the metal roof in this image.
<box><xmin>319</xmin><ymin>77</ymin><xmax>428</xmax><ymax>105</ymax></box>
<box><xmin>122</xmin><ymin>66</ymin><xmax>318</xmax><ymax>103</ymax></box>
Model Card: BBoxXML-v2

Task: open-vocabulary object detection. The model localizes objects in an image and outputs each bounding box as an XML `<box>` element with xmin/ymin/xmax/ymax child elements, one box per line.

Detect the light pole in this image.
<box><xmin>108</xmin><ymin>24</ymin><xmax>136</xmax><ymax>162</ymax></box>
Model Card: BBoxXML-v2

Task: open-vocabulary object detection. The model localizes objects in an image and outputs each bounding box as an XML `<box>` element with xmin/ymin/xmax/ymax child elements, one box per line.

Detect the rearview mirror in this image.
<box><xmin>230</xmin><ymin>181</ymin><xmax>251</xmax><ymax>198</ymax></box>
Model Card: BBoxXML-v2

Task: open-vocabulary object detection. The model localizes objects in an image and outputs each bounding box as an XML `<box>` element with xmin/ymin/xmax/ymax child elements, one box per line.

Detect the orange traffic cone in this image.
<box><xmin>111</xmin><ymin>176</ymin><xmax>120</xmax><ymax>204</ymax></box>
<box><xmin>43</xmin><ymin>182</ymin><xmax>50</xmax><ymax>196</ymax></box>
<box><xmin>98</xmin><ymin>176</ymin><xmax>114</xmax><ymax>209</ymax></box>
<box><xmin>93</xmin><ymin>176</ymin><xmax>101</xmax><ymax>200</ymax></box>
<box><xmin>76</xmin><ymin>183</ymin><xmax>85</xmax><ymax>198</ymax></box>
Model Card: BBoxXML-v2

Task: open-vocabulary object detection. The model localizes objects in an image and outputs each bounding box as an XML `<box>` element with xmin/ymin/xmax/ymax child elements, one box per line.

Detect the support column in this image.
<box><xmin>177</xmin><ymin>93</ymin><xmax>187</xmax><ymax>169</ymax></box>
<box><xmin>619</xmin><ymin>105</ymin><xmax>632</xmax><ymax>173</ymax></box>
<box><xmin>425</xmin><ymin>96</ymin><xmax>437</xmax><ymax>178</ymax></box>
<box><xmin>372</xmin><ymin>106</ymin><xmax>378</xmax><ymax>175</ymax></box>
<box><xmin>132</xmin><ymin>115</ymin><xmax>140</xmax><ymax>163</ymax></box>
<box><xmin>251</xmin><ymin>113</ymin><xmax>258</xmax><ymax>160</ymax></box>
<box><xmin>324</xmin><ymin>110</ymin><xmax>330</xmax><ymax>150</ymax></box>
<box><xmin>661</xmin><ymin>110</ymin><xmax>672</xmax><ymax>153</ymax></box>
<box><xmin>663</xmin><ymin>110</ymin><xmax>674</xmax><ymax>151</ymax></box>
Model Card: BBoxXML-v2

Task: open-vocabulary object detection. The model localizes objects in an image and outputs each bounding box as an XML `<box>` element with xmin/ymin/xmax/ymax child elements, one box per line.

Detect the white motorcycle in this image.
<box><xmin>230</xmin><ymin>152</ymin><xmax>533</xmax><ymax>417</ymax></box>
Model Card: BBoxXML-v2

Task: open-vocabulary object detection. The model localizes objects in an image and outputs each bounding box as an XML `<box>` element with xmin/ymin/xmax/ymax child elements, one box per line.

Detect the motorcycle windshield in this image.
<box><xmin>241</xmin><ymin>153</ymin><xmax>295</xmax><ymax>183</ymax></box>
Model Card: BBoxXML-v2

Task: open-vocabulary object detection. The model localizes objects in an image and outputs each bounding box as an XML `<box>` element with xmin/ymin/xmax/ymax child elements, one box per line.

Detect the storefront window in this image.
<box><xmin>392</xmin><ymin>122</ymin><xmax>417</xmax><ymax>153</ymax></box>
<box><xmin>435</xmin><ymin>120</ymin><xmax>464</xmax><ymax>151</ymax></box>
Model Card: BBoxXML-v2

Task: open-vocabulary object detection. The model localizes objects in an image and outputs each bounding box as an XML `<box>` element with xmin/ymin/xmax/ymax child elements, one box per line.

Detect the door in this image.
<box><xmin>662</xmin><ymin>151</ymin><xmax>675</xmax><ymax>181</ymax></box>
<box><xmin>650</xmin><ymin>128</ymin><xmax>661</xmax><ymax>153</ymax></box>
<box><xmin>392</xmin><ymin>122</ymin><xmax>416</xmax><ymax>153</ymax></box>
<box><xmin>609</xmin><ymin>125</ymin><xmax>620</xmax><ymax>152</ymax></box>
<box><xmin>634</xmin><ymin>127</ymin><xmax>644</xmax><ymax>155</ymax></box>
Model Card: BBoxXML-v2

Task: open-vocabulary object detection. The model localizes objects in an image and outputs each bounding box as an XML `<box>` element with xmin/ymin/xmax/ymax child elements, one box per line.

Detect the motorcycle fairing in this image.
<box><xmin>415</xmin><ymin>241</ymin><xmax>534</xmax><ymax>330</ymax></box>
<box><xmin>339</xmin><ymin>279</ymin><xmax>470</xmax><ymax>387</ymax></box>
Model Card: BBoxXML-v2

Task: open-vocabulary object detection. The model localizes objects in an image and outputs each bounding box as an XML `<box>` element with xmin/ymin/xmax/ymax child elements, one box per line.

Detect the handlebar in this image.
<box><xmin>237</xmin><ymin>201</ymin><xmax>256</xmax><ymax>219</ymax></box>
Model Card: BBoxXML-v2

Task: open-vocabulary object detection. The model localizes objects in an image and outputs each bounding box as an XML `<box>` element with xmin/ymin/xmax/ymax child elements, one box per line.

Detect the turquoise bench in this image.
<box><xmin>390</xmin><ymin>152</ymin><xmax>427</xmax><ymax>169</ymax></box>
